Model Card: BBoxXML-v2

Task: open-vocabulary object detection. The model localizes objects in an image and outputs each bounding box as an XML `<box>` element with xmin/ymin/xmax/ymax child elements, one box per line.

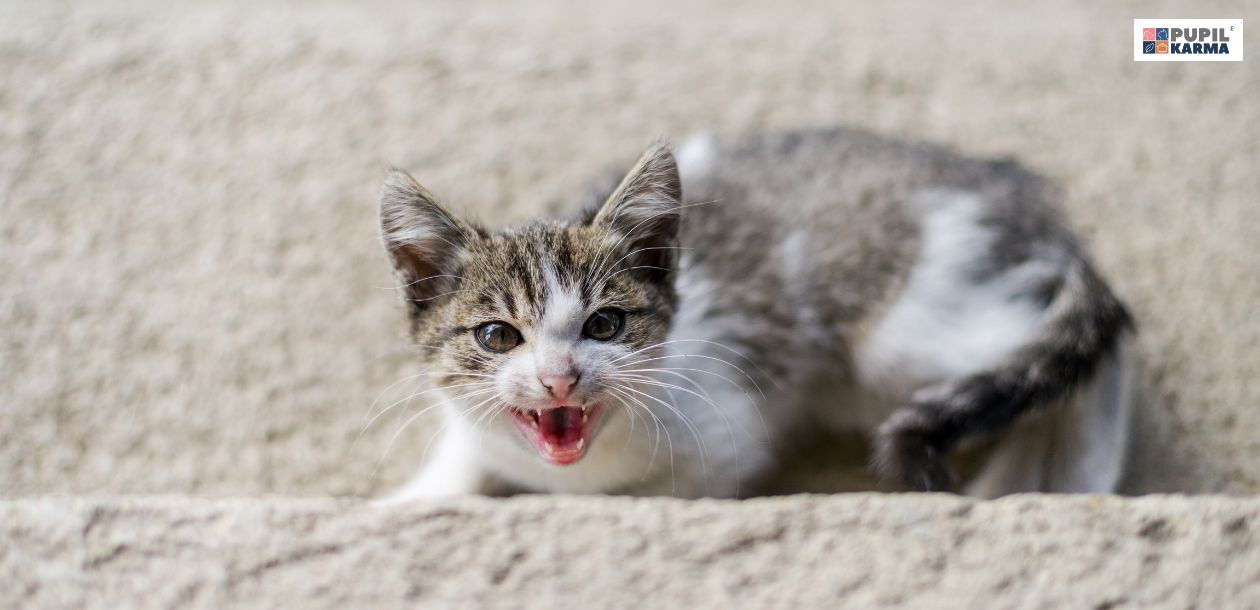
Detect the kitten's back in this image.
<box><xmin>674</xmin><ymin>128</ymin><xmax>1076</xmax><ymax>351</ymax></box>
<box><xmin>670</xmin><ymin>128</ymin><xmax>1133</xmax><ymax>493</ymax></box>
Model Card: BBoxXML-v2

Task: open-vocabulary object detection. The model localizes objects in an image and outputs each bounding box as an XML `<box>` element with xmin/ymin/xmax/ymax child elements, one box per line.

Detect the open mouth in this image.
<box><xmin>507</xmin><ymin>404</ymin><xmax>605</xmax><ymax>465</ymax></box>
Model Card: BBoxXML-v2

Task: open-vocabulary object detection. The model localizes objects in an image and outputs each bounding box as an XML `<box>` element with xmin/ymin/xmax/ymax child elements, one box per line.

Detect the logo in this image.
<box><xmin>1135</xmin><ymin>19</ymin><xmax>1244</xmax><ymax>61</ymax></box>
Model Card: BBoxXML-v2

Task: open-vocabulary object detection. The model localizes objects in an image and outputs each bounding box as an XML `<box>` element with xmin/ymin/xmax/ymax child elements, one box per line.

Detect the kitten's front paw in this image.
<box><xmin>371</xmin><ymin>471</ymin><xmax>484</xmax><ymax>506</ymax></box>
<box><xmin>371</xmin><ymin>485</ymin><xmax>454</xmax><ymax>506</ymax></box>
<box><xmin>874</xmin><ymin>407</ymin><xmax>956</xmax><ymax>492</ymax></box>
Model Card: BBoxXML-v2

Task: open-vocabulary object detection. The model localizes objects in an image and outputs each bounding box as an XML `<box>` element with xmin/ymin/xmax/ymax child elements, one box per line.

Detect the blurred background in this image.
<box><xmin>1</xmin><ymin>0</ymin><xmax>1256</xmax><ymax>498</ymax></box>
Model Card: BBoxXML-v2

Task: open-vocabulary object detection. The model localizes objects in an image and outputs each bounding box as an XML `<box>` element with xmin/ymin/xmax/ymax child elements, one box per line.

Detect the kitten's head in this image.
<box><xmin>379</xmin><ymin>144</ymin><xmax>680</xmax><ymax>465</ymax></box>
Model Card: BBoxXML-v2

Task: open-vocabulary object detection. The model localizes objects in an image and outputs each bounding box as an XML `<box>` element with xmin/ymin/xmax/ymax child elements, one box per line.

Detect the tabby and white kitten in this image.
<box><xmin>377</xmin><ymin>128</ymin><xmax>1134</xmax><ymax>500</ymax></box>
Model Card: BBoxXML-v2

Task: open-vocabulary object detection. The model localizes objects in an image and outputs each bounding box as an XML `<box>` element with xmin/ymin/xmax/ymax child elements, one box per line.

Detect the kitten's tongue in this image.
<box><xmin>539</xmin><ymin>407</ymin><xmax>584</xmax><ymax>451</ymax></box>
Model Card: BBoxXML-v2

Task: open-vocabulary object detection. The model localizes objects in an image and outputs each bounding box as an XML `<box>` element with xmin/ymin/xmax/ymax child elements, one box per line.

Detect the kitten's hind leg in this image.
<box><xmin>856</xmin><ymin>190</ymin><xmax>1133</xmax><ymax>493</ymax></box>
<box><xmin>963</xmin><ymin>342</ymin><xmax>1134</xmax><ymax>497</ymax></box>
<box><xmin>871</xmin><ymin>262</ymin><xmax>1133</xmax><ymax>493</ymax></box>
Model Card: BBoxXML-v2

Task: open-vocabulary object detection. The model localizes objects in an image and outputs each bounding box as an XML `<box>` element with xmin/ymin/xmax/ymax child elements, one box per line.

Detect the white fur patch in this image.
<box><xmin>507</xmin><ymin>264</ymin><xmax>587</xmax><ymax>398</ymax></box>
<box><xmin>855</xmin><ymin>190</ymin><xmax>1050</xmax><ymax>395</ymax></box>
<box><xmin>540</xmin><ymin>265</ymin><xmax>584</xmax><ymax>340</ymax></box>
<box><xmin>675</xmin><ymin>132</ymin><xmax>716</xmax><ymax>181</ymax></box>
<box><xmin>378</xmin><ymin>421</ymin><xmax>485</xmax><ymax>501</ymax></box>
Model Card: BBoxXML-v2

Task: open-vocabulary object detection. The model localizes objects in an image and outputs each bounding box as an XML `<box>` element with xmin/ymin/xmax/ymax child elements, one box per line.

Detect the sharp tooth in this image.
<box><xmin>582</xmin><ymin>412</ymin><xmax>589</xmax><ymax>423</ymax></box>
<box><xmin>530</xmin><ymin>419</ymin><xmax>539</xmax><ymax>429</ymax></box>
<box><xmin>544</xmin><ymin>442</ymin><xmax>554</xmax><ymax>453</ymax></box>
<box><xmin>576</xmin><ymin>438</ymin><xmax>585</xmax><ymax>450</ymax></box>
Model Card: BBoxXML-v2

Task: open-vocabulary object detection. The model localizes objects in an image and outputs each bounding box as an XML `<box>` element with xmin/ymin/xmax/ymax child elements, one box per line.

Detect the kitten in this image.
<box><xmin>376</xmin><ymin>128</ymin><xmax>1134</xmax><ymax>500</ymax></box>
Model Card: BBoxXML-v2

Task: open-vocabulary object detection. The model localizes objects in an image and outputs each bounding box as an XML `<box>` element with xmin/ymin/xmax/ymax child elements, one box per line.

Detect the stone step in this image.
<box><xmin>3</xmin><ymin>494</ymin><xmax>1257</xmax><ymax>609</ymax></box>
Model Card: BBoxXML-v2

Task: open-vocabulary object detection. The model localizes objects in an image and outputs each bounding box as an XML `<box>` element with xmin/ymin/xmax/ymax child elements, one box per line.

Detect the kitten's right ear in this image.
<box><xmin>379</xmin><ymin>170</ymin><xmax>480</xmax><ymax>321</ymax></box>
<box><xmin>590</xmin><ymin>143</ymin><xmax>682</xmax><ymax>283</ymax></box>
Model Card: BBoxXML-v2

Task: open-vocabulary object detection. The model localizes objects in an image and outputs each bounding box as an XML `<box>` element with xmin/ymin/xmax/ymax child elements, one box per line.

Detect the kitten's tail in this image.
<box><xmin>875</xmin><ymin>257</ymin><xmax>1135</xmax><ymax>492</ymax></box>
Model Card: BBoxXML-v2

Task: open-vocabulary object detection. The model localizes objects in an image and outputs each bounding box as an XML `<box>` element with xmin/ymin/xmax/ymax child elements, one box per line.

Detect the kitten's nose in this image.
<box><xmin>539</xmin><ymin>373</ymin><xmax>580</xmax><ymax>401</ymax></box>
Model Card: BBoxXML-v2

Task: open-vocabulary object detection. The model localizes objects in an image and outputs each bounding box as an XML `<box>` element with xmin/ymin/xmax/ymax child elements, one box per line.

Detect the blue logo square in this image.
<box><xmin>1156</xmin><ymin>28</ymin><xmax>1169</xmax><ymax>40</ymax></box>
<box><xmin>1142</xmin><ymin>41</ymin><xmax>1157</xmax><ymax>54</ymax></box>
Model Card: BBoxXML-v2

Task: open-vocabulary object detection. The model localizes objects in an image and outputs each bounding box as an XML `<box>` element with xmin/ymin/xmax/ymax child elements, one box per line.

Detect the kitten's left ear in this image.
<box><xmin>591</xmin><ymin>143</ymin><xmax>682</xmax><ymax>283</ymax></box>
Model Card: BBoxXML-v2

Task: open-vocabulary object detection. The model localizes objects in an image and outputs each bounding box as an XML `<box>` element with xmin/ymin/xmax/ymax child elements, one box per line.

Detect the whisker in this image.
<box><xmin>608</xmin><ymin>385</ymin><xmax>670</xmax><ymax>490</ymax></box>
<box><xmin>400</xmin><ymin>389</ymin><xmax>498</xmax><ymax>490</ymax></box>
<box><xmin>365</xmin><ymin>371</ymin><xmax>431</xmax><ymax>420</ymax></box>
<box><xmin>472</xmin><ymin>398</ymin><xmax>509</xmax><ymax>449</ymax></box>
<box><xmin>588</xmin><ymin>246</ymin><xmax>691</xmax><ymax>288</ymax></box>
<box><xmin>613</xmin><ymin>373</ymin><xmax>742</xmax><ymax>495</ymax></box>
<box><xmin>379</xmin><ymin>273</ymin><xmax>467</xmax><ymax>291</ymax></box>
<box><xmin>365</xmin><ymin>378</ymin><xmax>493</xmax><ymax>422</ymax></box>
<box><xmin>618</xmin><ymin>366</ymin><xmax>768</xmax><ymax>440</ymax></box>
<box><xmin>620</xmin><ymin>391</ymin><xmax>639</xmax><ymax>453</ymax></box>
<box><xmin>585</xmin><ymin>201</ymin><xmax>716</xmax><ymax>289</ymax></box>
<box><xmin>613</xmin><ymin>338</ymin><xmax>779</xmax><ymax>393</ymax></box>
<box><xmin>586</xmin><ymin>198</ymin><xmax>720</xmax><ymax>286</ymax></box>
<box><xmin>363</xmin><ymin>381</ymin><xmax>495</xmax><ymax>431</ymax></box>
<box><xmin>603</xmin><ymin>265</ymin><xmax>674</xmax><ymax>281</ymax></box>
<box><xmin>359</xmin><ymin>386</ymin><xmax>498</xmax><ymax>453</ymax></box>
<box><xmin>409</xmin><ymin>342</ymin><xmax>496</xmax><ymax>360</ymax></box>
<box><xmin>408</xmin><ymin>289</ymin><xmax>478</xmax><ymax>304</ymax></box>
<box><xmin>641</xmin><ymin>380</ymin><xmax>700</xmax><ymax>494</ymax></box>
<box><xmin>614</xmin><ymin>382</ymin><xmax>709</xmax><ymax>482</ymax></box>
<box><xmin>369</xmin><ymin>388</ymin><xmax>501</xmax><ymax>482</ymax></box>
<box><xmin>617</xmin><ymin>353</ymin><xmax>769</xmax><ymax>400</ymax></box>
<box><xmin>597</xmin><ymin>246</ymin><xmax>692</xmax><ymax>279</ymax></box>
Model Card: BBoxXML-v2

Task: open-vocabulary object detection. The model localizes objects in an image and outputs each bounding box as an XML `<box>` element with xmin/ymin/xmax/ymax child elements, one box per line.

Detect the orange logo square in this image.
<box><xmin>1156</xmin><ymin>41</ymin><xmax>1170</xmax><ymax>53</ymax></box>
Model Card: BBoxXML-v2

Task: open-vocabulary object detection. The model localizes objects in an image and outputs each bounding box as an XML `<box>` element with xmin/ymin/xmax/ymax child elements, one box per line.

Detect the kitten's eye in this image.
<box><xmin>583</xmin><ymin>309</ymin><xmax>625</xmax><ymax>341</ymax></box>
<box><xmin>475</xmin><ymin>322</ymin><xmax>522</xmax><ymax>353</ymax></box>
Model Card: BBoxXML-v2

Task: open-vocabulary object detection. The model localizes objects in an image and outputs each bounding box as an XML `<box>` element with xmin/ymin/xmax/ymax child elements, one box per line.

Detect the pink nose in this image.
<box><xmin>538</xmin><ymin>373</ymin><xmax>579</xmax><ymax>401</ymax></box>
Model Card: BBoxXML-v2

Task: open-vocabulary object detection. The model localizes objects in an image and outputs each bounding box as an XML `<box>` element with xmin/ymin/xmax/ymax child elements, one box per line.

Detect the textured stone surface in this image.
<box><xmin>2</xmin><ymin>494</ymin><xmax>1259</xmax><ymax>609</ymax></box>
